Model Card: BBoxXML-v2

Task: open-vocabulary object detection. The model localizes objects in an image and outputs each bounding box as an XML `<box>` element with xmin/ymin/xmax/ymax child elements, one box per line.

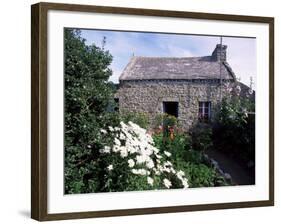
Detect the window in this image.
<box><xmin>198</xmin><ymin>101</ymin><xmax>211</xmax><ymax>122</ymax></box>
<box><xmin>163</xmin><ymin>102</ymin><xmax>179</xmax><ymax>118</ymax></box>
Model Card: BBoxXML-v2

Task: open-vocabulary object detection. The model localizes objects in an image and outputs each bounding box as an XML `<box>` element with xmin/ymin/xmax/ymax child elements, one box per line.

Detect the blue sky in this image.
<box><xmin>81</xmin><ymin>29</ymin><xmax>256</xmax><ymax>88</ymax></box>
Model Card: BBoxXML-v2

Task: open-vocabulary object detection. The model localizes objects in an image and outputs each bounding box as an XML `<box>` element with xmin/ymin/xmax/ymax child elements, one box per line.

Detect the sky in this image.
<box><xmin>81</xmin><ymin>29</ymin><xmax>256</xmax><ymax>88</ymax></box>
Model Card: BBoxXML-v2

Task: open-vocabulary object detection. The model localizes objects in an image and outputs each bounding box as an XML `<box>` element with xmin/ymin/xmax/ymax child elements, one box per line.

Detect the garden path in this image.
<box><xmin>205</xmin><ymin>149</ymin><xmax>254</xmax><ymax>185</ymax></box>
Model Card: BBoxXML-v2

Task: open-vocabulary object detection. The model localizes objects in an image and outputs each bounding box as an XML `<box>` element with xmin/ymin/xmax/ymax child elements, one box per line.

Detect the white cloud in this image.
<box><xmin>80</xmin><ymin>30</ymin><xmax>256</xmax><ymax>88</ymax></box>
<box><xmin>163</xmin><ymin>45</ymin><xmax>194</xmax><ymax>57</ymax></box>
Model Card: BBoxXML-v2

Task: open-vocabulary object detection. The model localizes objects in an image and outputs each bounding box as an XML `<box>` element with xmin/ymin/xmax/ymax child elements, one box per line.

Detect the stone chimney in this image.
<box><xmin>211</xmin><ymin>44</ymin><xmax>227</xmax><ymax>62</ymax></box>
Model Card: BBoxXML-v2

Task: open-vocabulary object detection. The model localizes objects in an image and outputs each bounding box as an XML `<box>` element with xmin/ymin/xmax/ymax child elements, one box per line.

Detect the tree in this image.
<box><xmin>64</xmin><ymin>29</ymin><xmax>118</xmax><ymax>193</ymax></box>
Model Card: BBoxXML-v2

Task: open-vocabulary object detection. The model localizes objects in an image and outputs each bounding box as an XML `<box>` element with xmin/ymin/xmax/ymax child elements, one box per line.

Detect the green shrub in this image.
<box><xmin>64</xmin><ymin>29</ymin><xmax>118</xmax><ymax>194</ymax></box>
<box><xmin>153</xmin><ymin>130</ymin><xmax>191</xmax><ymax>163</ymax></box>
<box><xmin>154</xmin><ymin>113</ymin><xmax>178</xmax><ymax>129</ymax></box>
<box><xmin>120</xmin><ymin>111</ymin><xmax>149</xmax><ymax>129</ymax></box>
<box><xmin>191</xmin><ymin>123</ymin><xmax>213</xmax><ymax>152</ymax></box>
<box><xmin>176</xmin><ymin>161</ymin><xmax>228</xmax><ymax>188</ymax></box>
<box><xmin>213</xmin><ymin>96</ymin><xmax>255</xmax><ymax>166</ymax></box>
<box><xmin>153</xmin><ymin>130</ymin><xmax>227</xmax><ymax>188</ymax></box>
<box><xmin>183</xmin><ymin>162</ymin><xmax>216</xmax><ymax>187</ymax></box>
<box><xmin>183</xmin><ymin>149</ymin><xmax>204</xmax><ymax>164</ymax></box>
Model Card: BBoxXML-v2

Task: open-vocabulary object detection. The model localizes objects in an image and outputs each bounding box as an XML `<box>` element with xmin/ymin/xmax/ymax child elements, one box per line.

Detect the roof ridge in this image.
<box><xmin>132</xmin><ymin>55</ymin><xmax>210</xmax><ymax>60</ymax></box>
<box><xmin>223</xmin><ymin>61</ymin><xmax>237</xmax><ymax>81</ymax></box>
<box><xmin>119</xmin><ymin>56</ymin><xmax>137</xmax><ymax>80</ymax></box>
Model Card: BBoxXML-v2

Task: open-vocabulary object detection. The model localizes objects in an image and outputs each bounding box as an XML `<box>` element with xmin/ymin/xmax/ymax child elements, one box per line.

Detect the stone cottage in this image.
<box><xmin>115</xmin><ymin>44</ymin><xmax>249</xmax><ymax>130</ymax></box>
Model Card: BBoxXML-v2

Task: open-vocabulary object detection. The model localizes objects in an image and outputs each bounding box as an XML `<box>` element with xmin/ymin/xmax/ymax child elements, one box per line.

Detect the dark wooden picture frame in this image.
<box><xmin>31</xmin><ymin>2</ymin><xmax>274</xmax><ymax>221</ymax></box>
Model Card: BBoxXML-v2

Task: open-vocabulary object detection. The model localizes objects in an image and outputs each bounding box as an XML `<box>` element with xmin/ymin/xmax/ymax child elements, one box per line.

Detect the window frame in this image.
<box><xmin>198</xmin><ymin>101</ymin><xmax>211</xmax><ymax>122</ymax></box>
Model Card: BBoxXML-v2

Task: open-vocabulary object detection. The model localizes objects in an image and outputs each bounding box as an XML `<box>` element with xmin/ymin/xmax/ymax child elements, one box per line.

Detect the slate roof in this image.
<box><xmin>119</xmin><ymin>56</ymin><xmax>236</xmax><ymax>81</ymax></box>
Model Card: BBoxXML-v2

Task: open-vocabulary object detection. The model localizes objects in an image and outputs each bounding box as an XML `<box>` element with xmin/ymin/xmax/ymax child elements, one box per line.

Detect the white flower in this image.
<box><xmin>170</xmin><ymin>167</ymin><xmax>176</xmax><ymax>174</ymax></box>
<box><xmin>156</xmin><ymin>154</ymin><xmax>162</xmax><ymax>159</ymax></box>
<box><xmin>163</xmin><ymin>178</ymin><xmax>172</xmax><ymax>188</ymax></box>
<box><xmin>107</xmin><ymin>121</ymin><xmax>190</xmax><ymax>189</ymax></box>
<box><xmin>147</xmin><ymin>177</ymin><xmax>154</xmax><ymax>186</ymax></box>
<box><xmin>128</xmin><ymin>159</ymin><xmax>135</xmax><ymax>168</ymax></box>
<box><xmin>175</xmin><ymin>170</ymin><xmax>189</xmax><ymax>189</ymax></box>
<box><xmin>100</xmin><ymin>129</ymin><xmax>107</xmax><ymax>134</ymax></box>
<box><xmin>114</xmin><ymin>138</ymin><xmax>121</xmax><ymax>146</ymax></box>
<box><xmin>182</xmin><ymin>178</ymin><xmax>189</xmax><ymax>189</ymax></box>
<box><xmin>177</xmin><ymin>170</ymin><xmax>185</xmax><ymax>177</ymax></box>
<box><xmin>120</xmin><ymin>121</ymin><xmax>126</xmax><ymax>128</ymax></box>
<box><xmin>131</xmin><ymin>169</ymin><xmax>138</xmax><ymax>175</ymax></box>
<box><xmin>164</xmin><ymin>151</ymin><xmax>171</xmax><ymax>157</ymax></box>
<box><xmin>104</xmin><ymin>146</ymin><xmax>111</xmax><ymax>153</ymax></box>
<box><xmin>112</xmin><ymin>145</ymin><xmax>120</xmax><ymax>153</ymax></box>
<box><xmin>153</xmin><ymin>147</ymin><xmax>159</xmax><ymax>154</ymax></box>
<box><xmin>146</xmin><ymin>159</ymin><xmax>155</xmax><ymax>169</ymax></box>
<box><xmin>108</xmin><ymin>126</ymin><xmax>114</xmax><ymax>132</ymax></box>
<box><xmin>136</xmin><ymin>155</ymin><xmax>147</xmax><ymax>164</ymax></box>
<box><xmin>131</xmin><ymin>169</ymin><xmax>149</xmax><ymax>176</ymax></box>
<box><xmin>163</xmin><ymin>167</ymin><xmax>171</xmax><ymax>173</ymax></box>
<box><xmin>163</xmin><ymin>161</ymin><xmax>172</xmax><ymax>167</ymax></box>
<box><xmin>155</xmin><ymin>170</ymin><xmax>161</xmax><ymax>175</ymax></box>
<box><xmin>107</xmin><ymin>164</ymin><xmax>113</xmax><ymax>171</ymax></box>
<box><xmin>100</xmin><ymin>146</ymin><xmax>110</xmax><ymax>153</ymax></box>
<box><xmin>87</xmin><ymin>145</ymin><xmax>92</xmax><ymax>149</ymax></box>
<box><xmin>119</xmin><ymin>132</ymin><xmax>126</xmax><ymax>140</ymax></box>
<box><xmin>119</xmin><ymin>146</ymin><xmax>128</xmax><ymax>158</ymax></box>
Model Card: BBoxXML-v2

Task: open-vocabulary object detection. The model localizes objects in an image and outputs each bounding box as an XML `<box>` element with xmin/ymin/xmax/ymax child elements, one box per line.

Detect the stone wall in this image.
<box><xmin>116</xmin><ymin>80</ymin><xmax>234</xmax><ymax>130</ymax></box>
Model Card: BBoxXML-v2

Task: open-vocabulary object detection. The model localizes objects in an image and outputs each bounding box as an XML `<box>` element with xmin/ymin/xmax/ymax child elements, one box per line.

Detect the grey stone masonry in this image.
<box><xmin>116</xmin><ymin>79</ymin><xmax>234</xmax><ymax>130</ymax></box>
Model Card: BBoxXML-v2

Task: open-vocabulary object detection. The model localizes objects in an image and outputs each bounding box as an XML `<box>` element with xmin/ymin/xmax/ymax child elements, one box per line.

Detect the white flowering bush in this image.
<box><xmin>98</xmin><ymin>121</ymin><xmax>189</xmax><ymax>192</ymax></box>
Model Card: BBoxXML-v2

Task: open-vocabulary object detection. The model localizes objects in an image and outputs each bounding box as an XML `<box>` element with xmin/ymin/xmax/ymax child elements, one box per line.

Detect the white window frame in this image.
<box><xmin>199</xmin><ymin>101</ymin><xmax>211</xmax><ymax>121</ymax></box>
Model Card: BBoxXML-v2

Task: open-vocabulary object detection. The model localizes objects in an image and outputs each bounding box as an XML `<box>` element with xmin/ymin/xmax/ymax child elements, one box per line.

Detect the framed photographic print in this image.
<box><xmin>31</xmin><ymin>2</ymin><xmax>274</xmax><ymax>221</ymax></box>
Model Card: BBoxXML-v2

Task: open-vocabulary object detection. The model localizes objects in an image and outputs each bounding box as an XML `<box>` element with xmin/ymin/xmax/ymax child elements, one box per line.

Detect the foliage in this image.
<box><xmin>64</xmin><ymin>28</ymin><xmax>119</xmax><ymax>194</ymax></box>
<box><xmin>153</xmin><ymin>131</ymin><xmax>191</xmax><ymax>163</ymax></box>
<box><xmin>120</xmin><ymin>111</ymin><xmax>150</xmax><ymax>129</ymax></box>
<box><xmin>153</xmin><ymin>113</ymin><xmax>190</xmax><ymax>162</ymax></box>
<box><xmin>190</xmin><ymin>123</ymin><xmax>213</xmax><ymax>152</ymax></box>
<box><xmin>179</xmin><ymin>162</ymin><xmax>216</xmax><ymax>187</ymax></box>
<box><xmin>154</xmin><ymin>113</ymin><xmax>178</xmax><ymax>129</ymax></box>
<box><xmin>183</xmin><ymin>149</ymin><xmax>204</xmax><ymax>164</ymax></box>
<box><xmin>213</xmin><ymin>93</ymin><xmax>255</xmax><ymax>167</ymax></box>
<box><xmin>153</xmin><ymin>129</ymin><xmax>227</xmax><ymax>188</ymax></box>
